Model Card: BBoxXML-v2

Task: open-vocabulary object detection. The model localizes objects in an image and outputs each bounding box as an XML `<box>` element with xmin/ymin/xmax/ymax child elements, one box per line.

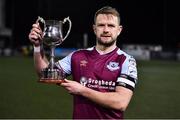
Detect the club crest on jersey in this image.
<box><xmin>107</xmin><ymin>62</ymin><xmax>120</xmax><ymax>71</ymax></box>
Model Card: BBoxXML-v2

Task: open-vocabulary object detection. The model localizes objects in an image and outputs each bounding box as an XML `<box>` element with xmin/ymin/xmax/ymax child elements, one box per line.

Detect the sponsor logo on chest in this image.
<box><xmin>80</xmin><ymin>77</ymin><xmax>116</xmax><ymax>90</ymax></box>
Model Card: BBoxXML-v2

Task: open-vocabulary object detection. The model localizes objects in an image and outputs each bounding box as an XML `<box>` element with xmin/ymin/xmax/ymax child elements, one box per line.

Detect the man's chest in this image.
<box><xmin>72</xmin><ymin>54</ymin><xmax>123</xmax><ymax>81</ymax></box>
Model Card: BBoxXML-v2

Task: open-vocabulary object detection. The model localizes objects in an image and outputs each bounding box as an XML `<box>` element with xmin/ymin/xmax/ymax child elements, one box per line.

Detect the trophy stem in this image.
<box><xmin>49</xmin><ymin>46</ymin><xmax>55</xmax><ymax>70</ymax></box>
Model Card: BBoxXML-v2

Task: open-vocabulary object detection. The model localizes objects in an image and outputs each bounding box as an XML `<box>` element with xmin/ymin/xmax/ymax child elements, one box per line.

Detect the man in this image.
<box><xmin>29</xmin><ymin>6</ymin><xmax>138</xmax><ymax>119</ymax></box>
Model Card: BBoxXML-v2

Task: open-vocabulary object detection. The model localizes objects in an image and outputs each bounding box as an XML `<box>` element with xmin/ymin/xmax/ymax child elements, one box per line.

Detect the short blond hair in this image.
<box><xmin>94</xmin><ymin>6</ymin><xmax>121</xmax><ymax>25</ymax></box>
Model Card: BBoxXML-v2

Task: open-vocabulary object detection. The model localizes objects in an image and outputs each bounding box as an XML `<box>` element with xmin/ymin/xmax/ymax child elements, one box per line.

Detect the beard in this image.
<box><xmin>97</xmin><ymin>37</ymin><xmax>116</xmax><ymax>47</ymax></box>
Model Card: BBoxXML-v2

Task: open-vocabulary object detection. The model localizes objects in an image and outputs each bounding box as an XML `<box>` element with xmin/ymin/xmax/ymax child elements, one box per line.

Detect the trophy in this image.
<box><xmin>36</xmin><ymin>16</ymin><xmax>72</xmax><ymax>83</ymax></box>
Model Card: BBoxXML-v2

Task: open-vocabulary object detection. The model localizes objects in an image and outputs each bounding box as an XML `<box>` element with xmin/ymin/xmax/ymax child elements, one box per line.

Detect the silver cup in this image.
<box><xmin>36</xmin><ymin>16</ymin><xmax>72</xmax><ymax>83</ymax></box>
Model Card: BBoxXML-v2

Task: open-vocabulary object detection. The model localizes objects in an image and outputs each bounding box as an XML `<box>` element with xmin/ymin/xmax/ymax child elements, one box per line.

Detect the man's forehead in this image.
<box><xmin>97</xmin><ymin>14</ymin><xmax>117</xmax><ymax>20</ymax></box>
<box><xmin>96</xmin><ymin>14</ymin><xmax>119</xmax><ymax>24</ymax></box>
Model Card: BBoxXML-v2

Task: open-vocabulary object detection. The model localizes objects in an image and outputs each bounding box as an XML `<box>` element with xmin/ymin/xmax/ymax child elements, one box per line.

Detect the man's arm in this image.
<box><xmin>81</xmin><ymin>84</ymin><xmax>133</xmax><ymax>111</ymax></box>
<box><xmin>29</xmin><ymin>23</ymin><xmax>48</xmax><ymax>77</ymax></box>
<box><xmin>33</xmin><ymin>49</ymin><xmax>48</xmax><ymax>77</ymax></box>
<box><xmin>61</xmin><ymin>79</ymin><xmax>133</xmax><ymax>111</ymax></box>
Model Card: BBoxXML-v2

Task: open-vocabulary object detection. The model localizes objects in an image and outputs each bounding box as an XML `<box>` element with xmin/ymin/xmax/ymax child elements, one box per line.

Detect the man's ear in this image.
<box><xmin>118</xmin><ymin>25</ymin><xmax>123</xmax><ymax>35</ymax></box>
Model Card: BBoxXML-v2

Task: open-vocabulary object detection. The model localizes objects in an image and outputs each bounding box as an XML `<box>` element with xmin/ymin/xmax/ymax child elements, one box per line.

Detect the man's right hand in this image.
<box><xmin>28</xmin><ymin>23</ymin><xmax>43</xmax><ymax>46</ymax></box>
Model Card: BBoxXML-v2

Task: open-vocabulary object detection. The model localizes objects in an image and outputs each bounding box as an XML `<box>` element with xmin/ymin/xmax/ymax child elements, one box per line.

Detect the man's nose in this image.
<box><xmin>103</xmin><ymin>25</ymin><xmax>109</xmax><ymax>32</ymax></box>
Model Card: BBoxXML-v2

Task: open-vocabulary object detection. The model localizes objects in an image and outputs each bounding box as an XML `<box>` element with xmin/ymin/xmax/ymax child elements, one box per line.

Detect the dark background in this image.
<box><xmin>4</xmin><ymin>0</ymin><xmax>180</xmax><ymax>51</ymax></box>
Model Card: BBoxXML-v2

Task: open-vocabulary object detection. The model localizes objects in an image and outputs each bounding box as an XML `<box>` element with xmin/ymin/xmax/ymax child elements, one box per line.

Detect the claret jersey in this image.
<box><xmin>56</xmin><ymin>47</ymin><xmax>138</xmax><ymax>119</ymax></box>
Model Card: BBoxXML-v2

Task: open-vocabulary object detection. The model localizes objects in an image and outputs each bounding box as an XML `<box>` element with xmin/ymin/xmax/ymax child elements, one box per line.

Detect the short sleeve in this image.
<box><xmin>116</xmin><ymin>56</ymin><xmax>138</xmax><ymax>91</ymax></box>
<box><xmin>55</xmin><ymin>53</ymin><xmax>73</xmax><ymax>75</ymax></box>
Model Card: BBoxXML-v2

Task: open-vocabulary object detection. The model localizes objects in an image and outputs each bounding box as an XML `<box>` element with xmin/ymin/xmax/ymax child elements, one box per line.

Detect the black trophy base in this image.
<box><xmin>39</xmin><ymin>68</ymin><xmax>65</xmax><ymax>84</ymax></box>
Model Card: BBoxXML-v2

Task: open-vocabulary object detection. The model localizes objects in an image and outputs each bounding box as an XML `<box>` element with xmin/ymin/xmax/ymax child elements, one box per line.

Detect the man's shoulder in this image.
<box><xmin>117</xmin><ymin>48</ymin><xmax>135</xmax><ymax>59</ymax></box>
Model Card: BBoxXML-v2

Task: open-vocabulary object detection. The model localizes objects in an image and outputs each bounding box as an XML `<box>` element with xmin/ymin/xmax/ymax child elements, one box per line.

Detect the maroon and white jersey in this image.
<box><xmin>56</xmin><ymin>47</ymin><xmax>138</xmax><ymax>119</ymax></box>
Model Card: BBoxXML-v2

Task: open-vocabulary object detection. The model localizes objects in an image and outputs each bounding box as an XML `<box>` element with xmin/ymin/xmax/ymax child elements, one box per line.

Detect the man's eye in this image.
<box><xmin>108</xmin><ymin>25</ymin><xmax>115</xmax><ymax>27</ymax></box>
<box><xmin>98</xmin><ymin>24</ymin><xmax>104</xmax><ymax>27</ymax></box>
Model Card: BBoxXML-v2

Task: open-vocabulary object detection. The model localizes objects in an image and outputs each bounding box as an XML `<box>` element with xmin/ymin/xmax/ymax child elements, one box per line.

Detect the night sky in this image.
<box><xmin>5</xmin><ymin>0</ymin><xmax>180</xmax><ymax>51</ymax></box>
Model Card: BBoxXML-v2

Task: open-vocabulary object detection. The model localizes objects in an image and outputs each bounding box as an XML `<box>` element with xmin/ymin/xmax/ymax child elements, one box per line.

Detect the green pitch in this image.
<box><xmin>0</xmin><ymin>56</ymin><xmax>180</xmax><ymax>119</ymax></box>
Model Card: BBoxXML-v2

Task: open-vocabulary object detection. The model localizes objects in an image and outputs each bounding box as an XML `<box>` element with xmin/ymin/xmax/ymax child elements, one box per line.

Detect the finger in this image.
<box><xmin>29</xmin><ymin>33</ymin><xmax>41</xmax><ymax>42</ymax></box>
<box><xmin>56</xmin><ymin>80</ymin><xmax>66</xmax><ymax>86</ymax></box>
<box><xmin>64</xmin><ymin>79</ymin><xmax>73</xmax><ymax>83</ymax></box>
<box><xmin>63</xmin><ymin>79</ymin><xmax>69</xmax><ymax>82</ymax></box>
<box><xmin>31</xmin><ymin>27</ymin><xmax>43</xmax><ymax>37</ymax></box>
<box><xmin>30</xmin><ymin>29</ymin><xmax>42</xmax><ymax>40</ymax></box>
<box><xmin>32</xmin><ymin>23</ymin><xmax>40</xmax><ymax>29</ymax></box>
<box><xmin>61</xmin><ymin>82</ymin><xmax>70</xmax><ymax>87</ymax></box>
<box><xmin>29</xmin><ymin>34</ymin><xmax>41</xmax><ymax>46</ymax></box>
<box><xmin>33</xmin><ymin>23</ymin><xmax>43</xmax><ymax>32</ymax></box>
<box><xmin>57</xmin><ymin>79</ymin><xmax>73</xmax><ymax>87</ymax></box>
<box><xmin>29</xmin><ymin>34</ymin><xmax>38</xmax><ymax>41</ymax></box>
<box><xmin>32</xmin><ymin>27</ymin><xmax>42</xmax><ymax>34</ymax></box>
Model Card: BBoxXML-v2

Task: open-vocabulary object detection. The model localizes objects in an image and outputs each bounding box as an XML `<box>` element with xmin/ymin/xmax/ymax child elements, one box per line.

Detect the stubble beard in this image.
<box><xmin>97</xmin><ymin>37</ymin><xmax>116</xmax><ymax>47</ymax></box>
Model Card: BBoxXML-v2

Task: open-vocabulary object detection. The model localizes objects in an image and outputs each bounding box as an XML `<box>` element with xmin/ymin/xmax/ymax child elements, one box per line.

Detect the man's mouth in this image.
<box><xmin>101</xmin><ymin>35</ymin><xmax>111</xmax><ymax>37</ymax></box>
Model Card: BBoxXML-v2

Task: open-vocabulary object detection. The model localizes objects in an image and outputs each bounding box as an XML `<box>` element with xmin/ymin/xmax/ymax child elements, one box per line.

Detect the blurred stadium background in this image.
<box><xmin>0</xmin><ymin>0</ymin><xmax>180</xmax><ymax>119</ymax></box>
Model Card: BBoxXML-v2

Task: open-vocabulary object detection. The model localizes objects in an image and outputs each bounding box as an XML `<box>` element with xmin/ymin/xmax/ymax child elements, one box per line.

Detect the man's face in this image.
<box><xmin>93</xmin><ymin>14</ymin><xmax>122</xmax><ymax>47</ymax></box>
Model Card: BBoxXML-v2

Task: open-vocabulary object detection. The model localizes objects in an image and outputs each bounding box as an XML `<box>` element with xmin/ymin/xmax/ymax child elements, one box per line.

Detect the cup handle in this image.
<box><xmin>62</xmin><ymin>17</ymin><xmax>72</xmax><ymax>41</ymax></box>
<box><xmin>36</xmin><ymin>16</ymin><xmax>46</xmax><ymax>32</ymax></box>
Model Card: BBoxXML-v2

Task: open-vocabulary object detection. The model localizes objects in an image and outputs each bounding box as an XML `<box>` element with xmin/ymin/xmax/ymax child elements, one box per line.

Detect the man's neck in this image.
<box><xmin>95</xmin><ymin>44</ymin><xmax>117</xmax><ymax>55</ymax></box>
